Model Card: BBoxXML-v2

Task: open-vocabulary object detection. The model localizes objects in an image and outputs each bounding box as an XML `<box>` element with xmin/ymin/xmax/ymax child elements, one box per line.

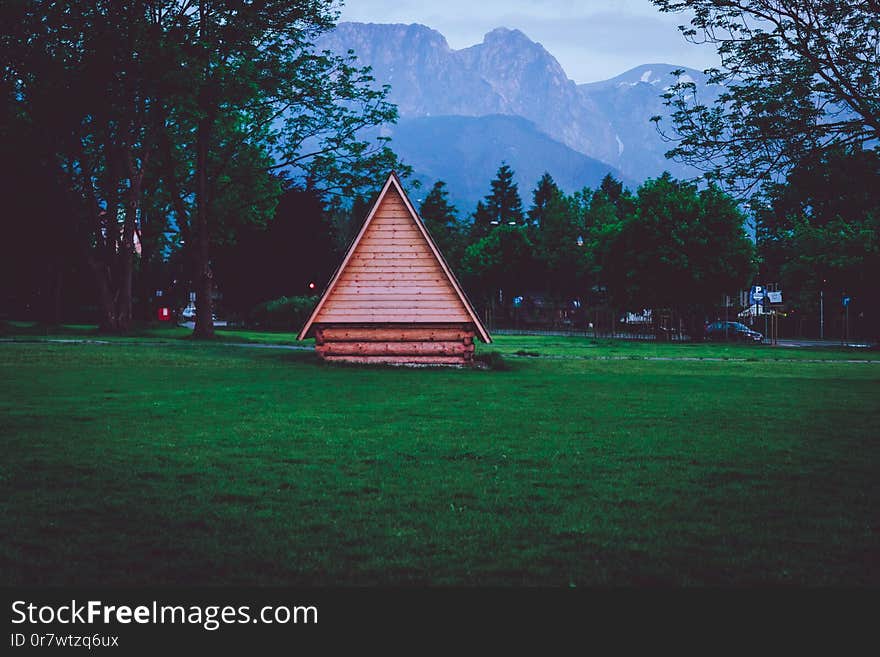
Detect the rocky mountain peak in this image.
<box><xmin>317</xmin><ymin>22</ymin><xmax>712</xmax><ymax>188</ymax></box>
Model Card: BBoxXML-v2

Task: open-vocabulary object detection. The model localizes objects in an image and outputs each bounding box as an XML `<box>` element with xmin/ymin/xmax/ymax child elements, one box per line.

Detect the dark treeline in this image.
<box><xmin>1</xmin><ymin>0</ymin><xmax>402</xmax><ymax>337</ymax></box>
<box><xmin>2</xmin><ymin>1</ymin><xmax>877</xmax><ymax>342</ymax></box>
<box><xmin>444</xmin><ymin>155</ymin><xmax>879</xmax><ymax>340</ymax></box>
<box><xmin>422</xmin><ymin>165</ymin><xmax>755</xmax><ymax>339</ymax></box>
<box><xmin>4</xmin><ymin>138</ymin><xmax>878</xmax><ymax>340</ymax></box>
<box><xmin>651</xmin><ymin>0</ymin><xmax>880</xmax><ymax>341</ymax></box>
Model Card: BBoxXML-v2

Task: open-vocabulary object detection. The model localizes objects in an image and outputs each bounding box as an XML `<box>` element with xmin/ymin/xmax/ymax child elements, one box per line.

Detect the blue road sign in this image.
<box><xmin>750</xmin><ymin>285</ymin><xmax>765</xmax><ymax>305</ymax></box>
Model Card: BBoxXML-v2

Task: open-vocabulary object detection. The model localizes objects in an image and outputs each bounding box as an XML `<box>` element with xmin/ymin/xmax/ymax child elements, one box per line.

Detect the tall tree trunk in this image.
<box><xmin>192</xmin><ymin>115</ymin><xmax>215</xmax><ymax>339</ymax></box>
<box><xmin>117</xmin><ymin>188</ymin><xmax>138</xmax><ymax>333</ymax></box>
<box><xmin>51</xmin><ymin>266</ymin><xmax>63</xmax><ymax>325</ymax></box>
<box><xmin>92</xmin><ymin>258</ymin><xmax>119</xmax><ymax>333</ymax></box>
<box><xmin>193</xmin><ymin>0</ymin><xmax>215</xmax><ymax>339</ymax></box>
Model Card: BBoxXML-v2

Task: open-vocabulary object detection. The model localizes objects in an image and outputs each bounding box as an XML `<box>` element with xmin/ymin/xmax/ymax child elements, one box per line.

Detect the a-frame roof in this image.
<box><xmin>298</xmin><ymin>172</ymin><xmax>491</xmax><ymax>343</ymax></box>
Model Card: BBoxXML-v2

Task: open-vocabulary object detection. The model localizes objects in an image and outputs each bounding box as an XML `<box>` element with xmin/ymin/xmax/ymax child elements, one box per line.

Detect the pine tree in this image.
<box><xmin>420</xmin><ymin>181</ymin><xmax>463</xmax><ymax>269</ymax></box>
<box><xmin>528</xmin><ymin>172</ymin><xmax>560</xmax><ymax>229</ymax></box>
<box><xmin>471</xmin><ymin>163</ymin><xmax>524</xmax><ymax>239</ymax></box>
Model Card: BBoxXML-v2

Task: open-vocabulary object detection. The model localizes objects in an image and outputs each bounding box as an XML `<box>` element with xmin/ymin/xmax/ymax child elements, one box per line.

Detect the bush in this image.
<box><xmin>248</xmin><ymin>296</ymin><xmax>318</xmax><ymax>331</ymax></box>
<box><xmin>473</xmin><ymin>351</ymin><xmax>509</xmax><ymax>370</ymax></box>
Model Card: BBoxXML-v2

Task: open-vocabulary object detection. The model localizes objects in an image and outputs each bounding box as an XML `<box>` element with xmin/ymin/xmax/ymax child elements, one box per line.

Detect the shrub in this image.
<box><xmin>249</xmin><ymin>296</ymin><xmax>318</xmax><ymax>331</ymax></box>
<box><xmin>473</xmin><ymin>351</ymin><xmax>509</xmax><ymax>370</ymax></box>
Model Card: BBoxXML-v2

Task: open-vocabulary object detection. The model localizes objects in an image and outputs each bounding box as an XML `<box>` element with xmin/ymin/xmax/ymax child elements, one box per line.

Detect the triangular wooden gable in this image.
<box><xmin>298</xmin><ymin>173</ymin><xmax>491</xmax><ymax>343</ymax></box>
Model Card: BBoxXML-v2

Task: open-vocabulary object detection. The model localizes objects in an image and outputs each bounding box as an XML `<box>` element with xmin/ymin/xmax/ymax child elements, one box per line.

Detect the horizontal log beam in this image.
<box><xmin>357</xmin><ymin>242</ymin><xmax>425</xmax><ymax>250</ymax></box>
<box><xmin>324</xmin><ymin>301</ymin><xmax>462</xmax><ymax>311</ymax></box>
<box><xmin>334</xmin><ymin>282</ymin><xmax>458</xmax><ymax>296</ymax></box>
<box><xmin>344</xmin><ymin>266</ymin><xmax>441</xmax><ymax>273</ymax></box>
<box><xmin>341</xmin><ymin>273</ymin><xmax>445</xmax><ymax>282</ymax></box>
<box><xmin>316</xmin><ymin>314</ymin><xmax>471</xmax><ymax>323</ymax></box>
<box><xmin>330</xmin><ymin>296</ymin><xmax>460</xmax><ymax>304</ymax></box>
<box><xmin>316</xmin><ymin>327</ymin><xmax>474</xmax><ymax>343</ymax></box>
<box><xmin>317</xmin><ymin>341</ymin><xmax>473</xmax><ymax>356</ymax></box>
<box><xmin>350</xmin><ymin>252</ymin><xmax>434</xmax><ymax>261</ymax></box>
<box><xmin>320</xmin><ymin>355</ymin><xmax>470</xmax><ymax>366</ymax></box>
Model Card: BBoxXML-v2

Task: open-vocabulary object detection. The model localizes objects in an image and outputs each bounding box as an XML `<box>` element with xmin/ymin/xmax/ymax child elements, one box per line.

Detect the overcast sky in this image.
<box><xmin>338</xmin><ymin>0</ymin><xmax>717</xmax><ymax>84</ymax></box>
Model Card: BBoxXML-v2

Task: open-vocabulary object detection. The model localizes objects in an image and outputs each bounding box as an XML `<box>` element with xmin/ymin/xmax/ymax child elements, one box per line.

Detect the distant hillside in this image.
<box><xmin>578</xmin><ymin>64</ymin><xmax>721</xmax><ymax>181</ymax></box>
<box><xmin>316</xmin><ymin>23</ymin><xmax>719</xmax><ymax>203</ymax></box>
<box><xmin>386</xmin><ymin>115</ymin><xmax>629</xmax><ymax>215</ymax></box>
<box><xmin>319</xmin><ymin>23</ymin><xmax>618</xmax><ymax>166</ymax></box>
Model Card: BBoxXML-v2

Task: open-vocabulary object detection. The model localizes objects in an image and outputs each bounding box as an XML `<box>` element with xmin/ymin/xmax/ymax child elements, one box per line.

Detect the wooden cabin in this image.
<box><xmin>298</xmin><ymin>172</ymin><xmax>491</xmax><ymax>365</ymax></box>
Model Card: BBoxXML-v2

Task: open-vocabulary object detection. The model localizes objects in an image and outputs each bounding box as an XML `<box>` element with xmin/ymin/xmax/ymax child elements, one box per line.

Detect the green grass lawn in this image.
<box><xmin>0</xmin><ymin>320</ymin><xmax>304</xmax><ymax>345</ymax></box>
<box><xmin>485</xmin><ymin>334</ymin><xmax>880</xmax><ymax>362</ymax></box>
<box><xmin>1</xmin><ymin>331</ymin><xmax>878</xmax><ymax>585</ymax></box>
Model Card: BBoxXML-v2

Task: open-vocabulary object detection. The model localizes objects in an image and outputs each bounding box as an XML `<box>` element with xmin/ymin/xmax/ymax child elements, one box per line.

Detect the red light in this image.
<box><xmin>308</xmin><ymin>282</ymin><xmax>315</xmax><ymax>290</ymax></box>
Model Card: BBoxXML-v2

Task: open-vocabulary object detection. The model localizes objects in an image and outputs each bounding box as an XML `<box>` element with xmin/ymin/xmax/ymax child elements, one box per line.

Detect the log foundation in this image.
<box><xmin>314</xmin><ymin>323</ymin><xmax>476</xmax><ymax>366</ymax></box>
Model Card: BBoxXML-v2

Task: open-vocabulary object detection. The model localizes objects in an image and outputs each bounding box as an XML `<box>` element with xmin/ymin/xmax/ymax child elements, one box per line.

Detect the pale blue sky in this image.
<box><xmin>337</xmin><ymin>0</ymin><xmax>717</xmax><ymax>84</ymax></box>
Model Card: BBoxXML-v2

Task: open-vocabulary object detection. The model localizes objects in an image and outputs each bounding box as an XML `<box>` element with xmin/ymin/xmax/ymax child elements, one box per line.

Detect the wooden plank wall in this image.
<box><xmin>313</xmin><ymin>186</ymin><xmax>471</xmax><ymax>324</ymax></box>
<box><xmin>314</xmin><ymin>324</ymin><xmax>476</xmax><ymax>365</ymax></box>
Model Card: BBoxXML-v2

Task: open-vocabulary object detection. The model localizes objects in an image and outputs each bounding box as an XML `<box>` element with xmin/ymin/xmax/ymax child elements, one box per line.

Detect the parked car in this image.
<box><xmin>705</xmin><ymin>321</ymin><xmax>764</xmax><ymax>343</ymax></box>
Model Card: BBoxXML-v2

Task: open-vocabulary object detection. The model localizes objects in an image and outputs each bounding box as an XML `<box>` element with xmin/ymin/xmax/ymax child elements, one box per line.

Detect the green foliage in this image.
<box><xmin>420</xmin><ymin>181</ymin><xmax>464</xmax><ymax>270</ymax></box>
<box><xmin>602</xmin><ymin>173</ymin><xmax>754</xmax><ymax>317</ymax></box>
<box><xmin>529</xmin><ymin>175</ymin><xmax>589</xmax><ymax>299</ymax></box>
<box><xmin>527</xmin><ymin>172</ymin><xmax>560</xmax><ymax>228</ymax></box>
<box><xmin>756</xmin><ymin>147</ymin><xmax>880</xmax><ymax>332</ymax></box>
<box><xmin>248</xmin><ymin>295</ymin><xmax>319</xmax><ymax>331</ymax></box>
<box><xmin>460</xmin><ymin>224</ymin><xmax>536</xmax><ymax>300</ymax></box>
<box><xmin>652</xmin><ymin>1</ymin><xmax>880</xmax><ymax>196</ymax></box>
<box><xmin>1</xmin><ymin>0</ymin><xmax>406</xmax><ymax>335</ymax></box>
<box><xmin>471</xmin><ymin>163</ymin><xmax>525</xmax><ymax>239</ymax></box>
<box><xmin>472</xmin><ymin>350</ymin><xmax>510</xmax><ymax>370</ymax></box>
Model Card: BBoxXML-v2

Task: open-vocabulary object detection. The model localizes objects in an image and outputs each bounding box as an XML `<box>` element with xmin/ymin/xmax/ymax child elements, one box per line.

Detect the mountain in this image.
<box><xmin>316</xmin><ymin>23</ymin><xmax>717</xmax><ymax>211</ymax></box>
<box><xmin>317</xmin><ymin>23</ymin><xmax>500</xmax><ymax>117</ymax></box>
<box><xmin>456</xmin><ymin>28</ymin><xmax>619</xmax><ymax>164</ymax></box>
<box><xmin>385</xmin><ymin>115</ymin><xmax>629</xmax><ymax>213</ymax></box>
<box><xmin>318</xmin><ymin>23</ymin><xmax>618</xmax><ymax>166</ymax></box>
<box><xmin>579</xmin><ymin>64</ymin><xmax>720</xmax><ymax>181</ymax></box>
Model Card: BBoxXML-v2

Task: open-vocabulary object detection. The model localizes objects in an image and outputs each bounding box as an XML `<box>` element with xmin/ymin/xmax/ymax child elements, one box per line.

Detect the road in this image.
<box><xmin>771</xmin><ymin>338</ymin><xmax>875</xmax><ymax>348</ymax></box>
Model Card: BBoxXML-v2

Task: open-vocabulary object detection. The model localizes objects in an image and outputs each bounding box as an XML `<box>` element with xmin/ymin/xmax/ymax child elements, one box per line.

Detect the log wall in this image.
<box><xmin>314</xmin><ymin>323</ymin><xmax>476</xmax><ymax>366</ymax></box>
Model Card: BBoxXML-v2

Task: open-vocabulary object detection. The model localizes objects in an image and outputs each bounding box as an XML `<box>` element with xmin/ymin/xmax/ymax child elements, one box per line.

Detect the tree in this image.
<box><xmin>470</xmin><ymin>163</ymin><xmax>524</xmax><ymax>238</ymax></box>
<box><xmin>527</xmin><ymin>172</ymin><xmax>560</xmax><ymax>229</ymax></box>
<box><xmin>1</xmin><ymin>2</ymin><xmax>170</xmax><ymax>332</ymax></box>
<box><xmin>580</xmin><ymin>176</ymin><xmax>636</xmax><ymax>303</ymax></box>
<box><xmin>602</xmin><ymin>173</ymin><xmax>755</xmax><ymax>335</ymax></box>
<box><xmin>2</xmin><ymin>1</ymin><xmax>401</xmax><ymax>335</ymax></box>
<box><xmin>0</xmin><ymin>115</ymin><xmax>93</xmax><ymax>323</ymax></box>
<box><xmin>212</xmin><ymin>185</ymin><xmax>335</xmax><ymax>319</ymax></box>
<box><xmin>756</xmin><ymin>147</ymin><xmax>880</xmax><ymax>337</ymax></box>
<box><xmin>652</xmin><ymin>1</ymin><xmax>880</xmax><ymax>196</ymax></box>
<box><xmin>528</xmin><ymin>175</ymin><xmax>588</xmax><ymax>299</ymax></box>
<box><xmin>420</xmin><ymin>181</ymin><xmax>464</xmax><ymax>271</ymax></box>
<box><xmin>460</xmin><ymin>225</ymin><xmax>535</xmax><ymax>308</ymax></box>
<box><xmin>160</xmin><ymin>0</ymin><xmax>401</xmax><ymax>338</ymax></box>
<box><xmin>598</xmin><ymin>174</ymin><xmax>626</xmax><ymax>206</ymax></box>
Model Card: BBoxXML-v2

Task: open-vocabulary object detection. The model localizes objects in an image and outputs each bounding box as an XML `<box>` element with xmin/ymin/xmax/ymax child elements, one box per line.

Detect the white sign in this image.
<box><xmin>768</xmin><ymin>291</ymin><xmax>782</xmax><ymax>304</ymax></box>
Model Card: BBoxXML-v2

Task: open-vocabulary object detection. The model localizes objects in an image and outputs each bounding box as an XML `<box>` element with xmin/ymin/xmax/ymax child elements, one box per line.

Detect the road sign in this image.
<box><xmin>767</xmin><ymin>291</ymin><xmax>782</xmax><ymax>304</ymax></box>
<box><xmin>750</xmin><ymin>285</ymin><xmax>765</xmax><ymax>304</ymax></box>
<box><xmin>842</xmin><ymin>296</ymin><xmax>851</xmax><ymax>307</ymax></box>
